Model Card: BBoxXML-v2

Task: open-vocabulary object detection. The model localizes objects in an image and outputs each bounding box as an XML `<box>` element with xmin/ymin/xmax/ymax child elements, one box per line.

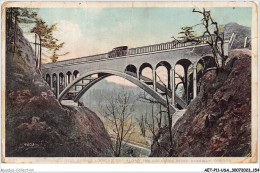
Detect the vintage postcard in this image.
<box><xmin>0</xmin><ymin>0</ymin><xmax>258</xmax><ymax>166</ymax></box>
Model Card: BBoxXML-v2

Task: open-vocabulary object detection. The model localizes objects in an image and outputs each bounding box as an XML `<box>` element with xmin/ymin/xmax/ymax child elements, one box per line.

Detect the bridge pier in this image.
<box><xmin>65</xmin><ymin>75</ymin><xmax>67</xmax><ymax>87</ymax></box>
<box><xmin>57</xmin><ymin>75</ymin><xmax>60</xmax><ymax>95</ymax></box>
<box><xmin>153</xmin><ymin>69</ymin><xmax>157</xmax><ymax>91</ymax></box>
<box><xmin>193</xmin><ymin>66</ymin><xmax>197</xmax><ymax>99</ymax></box>
<box><xmin>167</xmin><ymin>69</ymin><xmax>171</xmax><ymax>89</ymax></box>
<box><xmin>72</xmin><ymin>75</ymin><xmax>76</xmax><ymax>91</ymax></box>
<box><xmin>50</xmin><ymin>75</ymin><xmax>53</xmax><ymax>89</ymax></box>
<box><xmin>171</xmin><ymin>68</ymin><xmax>175</xmax><ymax>105</ymax></box>
<box><xmin>184</xmin><ymin>67</ymin><xmax>189</xmax><ymax>103</ymax></box>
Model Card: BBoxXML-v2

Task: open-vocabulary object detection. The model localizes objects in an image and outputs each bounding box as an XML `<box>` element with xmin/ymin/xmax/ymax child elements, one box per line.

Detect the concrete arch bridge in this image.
<box><xmin>41</xmin><ymin>34</ymin><xmax>229</xmax><ymax>114</ymax></box>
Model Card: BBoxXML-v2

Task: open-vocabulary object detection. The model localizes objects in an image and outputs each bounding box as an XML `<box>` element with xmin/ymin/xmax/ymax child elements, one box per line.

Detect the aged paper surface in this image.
<box><xmin>1</xmin><ymin>1</ymin><xmax>258</xmax><ymax>164</ymax></box>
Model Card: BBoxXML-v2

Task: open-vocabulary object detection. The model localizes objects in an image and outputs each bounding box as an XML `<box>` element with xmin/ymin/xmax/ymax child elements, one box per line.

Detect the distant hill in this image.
<box><xmin>223</xmin><ymin>22</ymin><xmax>251</xmax><ymax>49</ymax></box>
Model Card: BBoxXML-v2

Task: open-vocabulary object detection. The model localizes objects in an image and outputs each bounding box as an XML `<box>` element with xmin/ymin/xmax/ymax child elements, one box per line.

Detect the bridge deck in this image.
<box><xmin>41</xmin><ymin>33</ymin><xmax>224</xmax><ymax>69</ymax></box>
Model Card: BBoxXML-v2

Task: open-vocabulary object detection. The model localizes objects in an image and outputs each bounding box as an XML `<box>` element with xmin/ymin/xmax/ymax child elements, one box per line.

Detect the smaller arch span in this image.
<box><xmin>125</xmin><ymin>64</ymin><xmax>137</xmax><ymax>77</ymax></box>
<box><xmin>156</xmin><ymin>61</ymin><xmax>172</xmax><ymax>89</ymax></box>
<box><xmin>196</xmin><ymin>56</ymin><xmax>217</xmax><ymax>79</ymax></box>
<box><xmin>156</xmin><ymin>61</ymin><xmax>171</xmax><ymax>70</ymax></box>
<box><xmin>73</xmin><ymin>70</ymin><xmax>80</xmax><ymax>79</ymax></box>
<box><xmin>66</xmin><ymin>71</ymin><xmax>72</xmax><ymax>85</ymax></box>
<box><xmin>52</xmin><ymin>73</ymin><xmax>58</xmax><ymax>95</ymax></box>
<box><xmin>174</xmin><ymin>58</ymin><xmax>193</xmax><ymax>104</ymax></box>
<box><xmin>175</xmin><ymin>58</ymin><xmax>193</xmax><ymax>69</ymax></box>
<box><xmin>139</xmin><ymin>62</ymin><xmax>154</xmax><ymax>82</ymax></box>
<box><xmin>59</xmin><ymin>72</ymin><xmax>65</xmax><ymax>93</ymax></box>
<box><xmin>139</xmin><ymin>62</ymin><xmax>153</xmax><ymax>74</ymax></box>
<box><xmin>46</xmin><ymin>74</ymin><xmax>51</xmax><ymax>86</ymax></box>
<box><xmin>196</xmin><ymin>56</ymin><xmax>217</xmax><ymax>70</ymax></box>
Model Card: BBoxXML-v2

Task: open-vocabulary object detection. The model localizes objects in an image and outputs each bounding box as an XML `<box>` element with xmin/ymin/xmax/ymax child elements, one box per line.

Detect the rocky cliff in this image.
<box><xmin>150</xmin><ymin>49</ymin><xmax>251</xmax><ymax>157</ymax></box>
<box><xmin>5</xmin><ymin>27</ymin><xmax>113</xmax><ymax>157</ymax></box>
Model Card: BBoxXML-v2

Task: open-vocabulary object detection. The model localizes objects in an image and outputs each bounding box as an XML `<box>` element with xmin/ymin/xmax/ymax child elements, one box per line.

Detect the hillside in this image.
<box><xmin>223</xmin><ymin>22</ymin><xmax>251</xmax><ymax>49</ymax></box>
<box><xmin>150</xmin><ymin>49</ymin><xmax>251</xmax><ymax>157</ymax></box>
<box><xmin>5</xmin><ymin>27</ymin><xmax>113</xmax><ymax>157</ymax></box>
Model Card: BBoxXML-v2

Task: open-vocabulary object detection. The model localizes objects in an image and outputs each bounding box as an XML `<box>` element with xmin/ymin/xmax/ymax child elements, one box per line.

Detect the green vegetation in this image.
<box><xmin>6</xmin><ymin>8</ymin><xmax>38</xmax><ymax>53</ymax></box>
<box><xmin>6</xmin><ymin>7</ymin><xmax>69</xmax><ymax>66</ymax></box>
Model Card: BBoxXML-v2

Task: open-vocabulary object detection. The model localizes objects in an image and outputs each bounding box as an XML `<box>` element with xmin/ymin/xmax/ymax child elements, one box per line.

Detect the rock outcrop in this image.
<box><xmin>150</xmin><ymin>49</ymin><xmax>251</xmax><ymax>157</ymax></box>
<box><xmin>5</xmin><ymin>27</ymin><xmax>113</xmax><ymax>157</ymax></box>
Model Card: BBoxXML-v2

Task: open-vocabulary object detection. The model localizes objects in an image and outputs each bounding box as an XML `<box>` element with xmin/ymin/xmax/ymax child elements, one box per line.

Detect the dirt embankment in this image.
<box><xmin>5</xmin><ymin>27</ymin><xmax>113</xmax><ymax>157</ymax></box>
<box><xmin>150</xmin><ymin>49</ymin><xmax>251</xmax><ymax>157</ymax></box>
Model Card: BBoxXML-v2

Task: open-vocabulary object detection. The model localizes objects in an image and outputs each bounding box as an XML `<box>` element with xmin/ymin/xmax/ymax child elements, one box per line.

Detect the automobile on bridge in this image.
<box><xmin>108</xmin><ymin>46</ymin><xmax>128</xmax><ymax>58</ymax></box>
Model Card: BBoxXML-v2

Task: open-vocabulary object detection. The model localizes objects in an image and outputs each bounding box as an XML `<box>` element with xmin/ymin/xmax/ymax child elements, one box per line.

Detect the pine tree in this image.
<box><xmin>44</xmin><ymin>36</ymin><xmax>69</xmax><ymax>62</ymax></box>
<box><xmin>6</xmin><ymin>8</ymin><xmax>38</xmax><ymax>52</ymax></box>
<box><xmin>30</xmin><ymin>19</ymin><xmax>57</xmax><ymax>67</ymax></box>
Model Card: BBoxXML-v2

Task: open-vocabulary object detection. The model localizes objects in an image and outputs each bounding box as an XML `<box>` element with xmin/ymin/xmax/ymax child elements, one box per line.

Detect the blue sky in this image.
<box><xmin>33</xmin><ymin>7</ymin><xmax>252</xmax><ymax>61</ymax></box>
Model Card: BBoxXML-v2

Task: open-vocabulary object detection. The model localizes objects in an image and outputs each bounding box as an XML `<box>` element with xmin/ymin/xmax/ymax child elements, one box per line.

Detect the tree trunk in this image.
<box><xmin>13</xmin><ymin>14</ymin><xmax>17</xmax><ymax>53</ymax></box>
<box><xmin>39</xmin><ymin>37</ymin><xmax>42</xmax><ymax>68</ymax></box>
<box><xmin>166</xmin><ymin>90</ymin><xmax>173</xmax><ymax>156</ymax></box>
<box><xmin>35</xmin><ymin>34</ymin><xmax>38</xmax><ymax>67</ymax></box>
<box><xmin>10</xmin><ymin>8</ymin><xmax>13</xmax><ymax>33</ymax></box>
<box><xmin>6</xmin><ymin>9</ymin><xmax>10</xmax><ymax>33</ymax></box>
<box><xmin>159</xmin><ymin>104</ymin><xmax>162</xmax><ymax>128</ymax></box>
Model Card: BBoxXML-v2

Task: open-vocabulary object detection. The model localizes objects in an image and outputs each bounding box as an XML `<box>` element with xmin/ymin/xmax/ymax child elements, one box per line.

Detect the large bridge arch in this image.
<box><xmin>58</xmin><ymin>70</ymin><xmax>177</xmax><ymax>113</ymax></box>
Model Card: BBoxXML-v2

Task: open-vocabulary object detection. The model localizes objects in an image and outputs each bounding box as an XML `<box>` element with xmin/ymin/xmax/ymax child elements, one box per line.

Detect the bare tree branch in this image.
<box><xmin>172</xmin><ymin>8</ymin><xmax>226</xmax><ymax>69</ymax></box>
<box><xmin>101</xmin><ymin>91</ymin><xmax>135</xmax><ymax>157</ymax></box>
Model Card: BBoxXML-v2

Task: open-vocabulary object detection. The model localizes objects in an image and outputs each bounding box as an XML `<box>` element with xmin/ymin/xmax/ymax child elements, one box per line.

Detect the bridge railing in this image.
<box><xmin>42</xmin><ymin>53</ymin><xmax>108</xmax><ymax>68</ymax></box>
<box><xmin>41</xmin><ymin>33</ymin><xmax>224</xmax><ymax>69</ymax></box>
<box><xmin>128</xmin><ymin>33</ymin><xmax>223</xmax><ymax>56</ymax></box>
